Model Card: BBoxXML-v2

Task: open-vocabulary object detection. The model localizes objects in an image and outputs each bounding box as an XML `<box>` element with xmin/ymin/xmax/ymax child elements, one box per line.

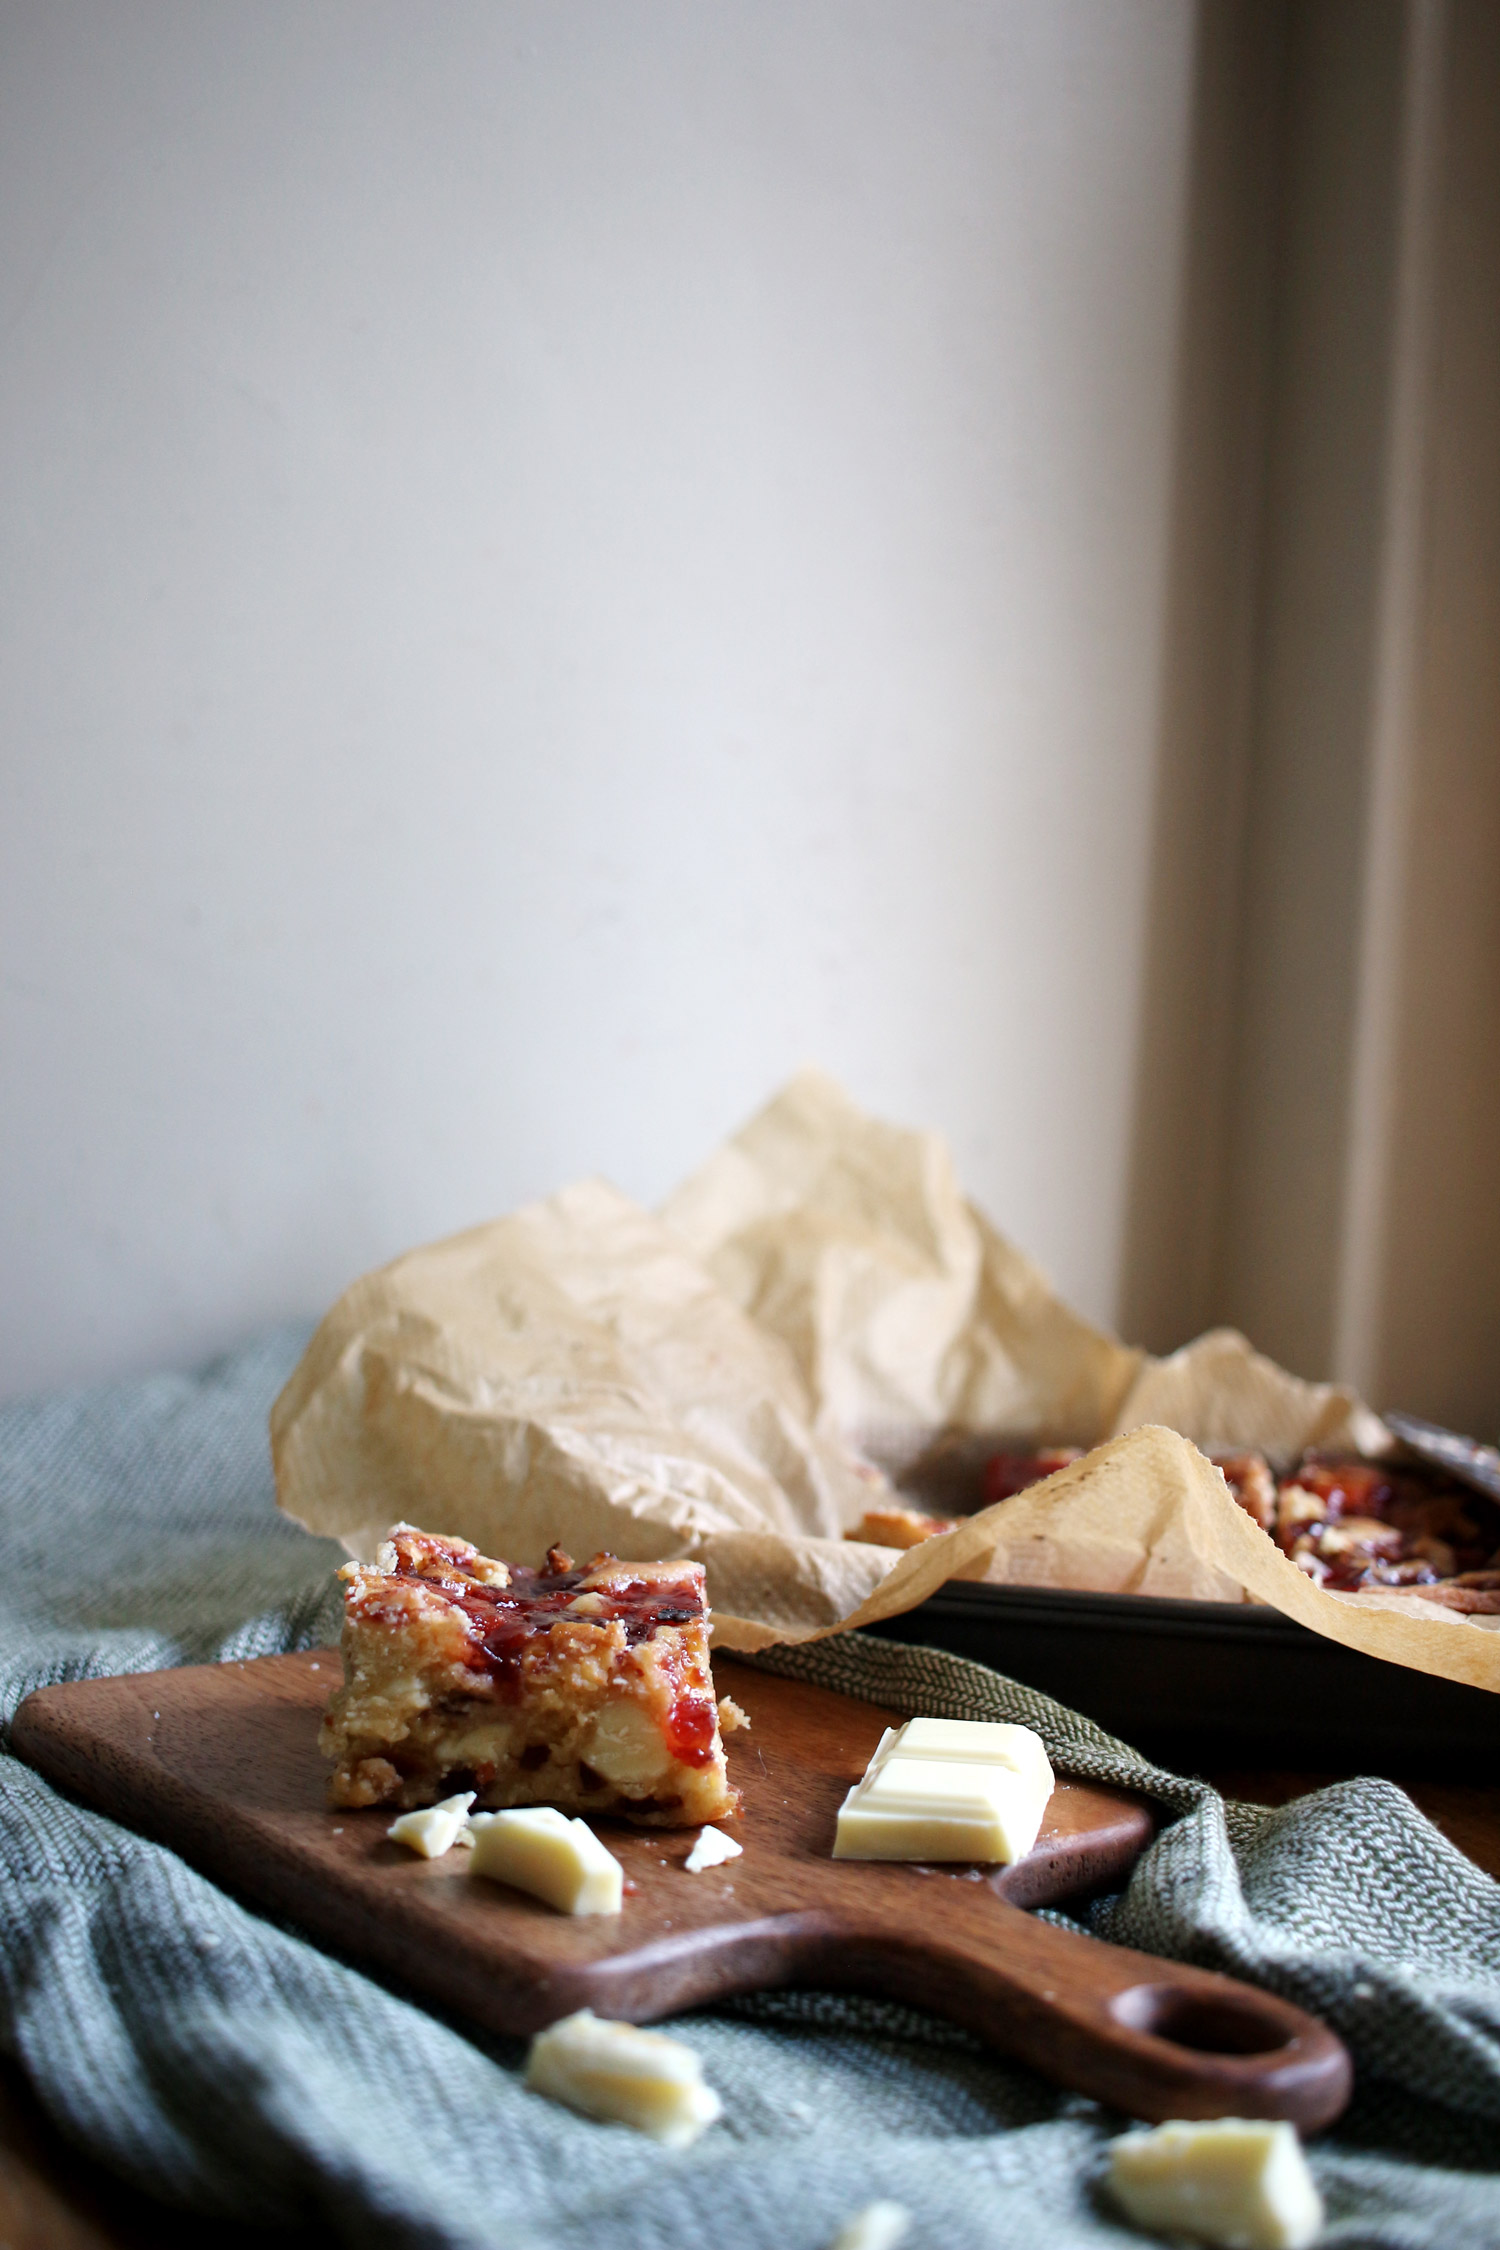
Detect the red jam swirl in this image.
<box><xmin>377</xmin><ymin>1535</ymin><xmax>713</xmax><ymax>1756</ymax></box>
<box><xmin>662</xmin><ymin>1674</ymin><xmax>718</xmax><ymax>1764</ymax></box>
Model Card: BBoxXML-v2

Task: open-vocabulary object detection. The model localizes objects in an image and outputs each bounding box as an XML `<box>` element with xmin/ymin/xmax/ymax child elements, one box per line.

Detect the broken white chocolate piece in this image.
<box><xmin>468</xmin><ymin>1806</ymin><xmax>623</xmax><ymax>1914</ymax></box>
<box><xmin>524</xmin><ymin>2008</ymin><xmax>722</xmax><ymax>2145</ymax></box>
<box><xmin>833</xmin><ymin>1716</ymin><xmax>1053</xmax><ymax>1863</ymax></box>
<box><xmin>683</xmin><ymin>1826</ymin><xmax>743</xmax><ymax>1871</ymax></box>
<box><xmin>386</xmin><ymin>1791</ymin><xmax>476</xmax><ymax>1859</ymax></box>
<box><xmin>1106</xmin><ymin>2118</ymin><xmax>1324</xmax><ymax>2250</ymax></box>
<box><xmin>828</xmin><ymin>2204</ymin><xmax>911</xmax><ymax>2250</ymax></box>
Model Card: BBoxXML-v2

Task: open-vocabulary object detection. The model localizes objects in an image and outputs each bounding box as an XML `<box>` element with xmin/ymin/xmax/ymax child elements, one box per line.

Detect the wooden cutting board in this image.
<box><xmin>12</xmin><ymin>1649</ymin><xmax>1350</xmax><ymax>2129</ymax></box>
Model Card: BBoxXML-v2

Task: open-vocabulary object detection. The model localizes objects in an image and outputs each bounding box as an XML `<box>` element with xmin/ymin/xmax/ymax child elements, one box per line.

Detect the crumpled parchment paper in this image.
<box><xmin>273</xmin><ymin>1070</ymin><xmax>1500</xmax><ymax>1691</ymax></box>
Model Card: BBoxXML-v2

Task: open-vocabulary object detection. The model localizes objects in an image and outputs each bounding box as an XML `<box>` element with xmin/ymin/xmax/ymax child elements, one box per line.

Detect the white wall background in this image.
<box><xmin>0</xmin><ymin>0</ymin><xmax>1194</xmax><ymax>1401</ymax></box>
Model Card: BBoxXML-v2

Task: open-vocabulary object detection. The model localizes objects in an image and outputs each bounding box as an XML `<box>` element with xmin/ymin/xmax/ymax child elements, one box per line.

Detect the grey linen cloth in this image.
<box><xmin>1</xmin><ymin>1330</ymin><xmax>1499</xmax><ymax>2248</ymax></box>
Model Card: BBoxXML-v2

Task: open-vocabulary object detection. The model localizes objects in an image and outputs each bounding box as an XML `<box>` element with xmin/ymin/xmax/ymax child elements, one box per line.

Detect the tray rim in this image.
<box><xmin>881</xmin><ymin>1575</ymin><xmax>1500</xmax><ymax>1677</ymax></box>
<box><xmin>886</xmin><ymin>1578</ymin><xmax>1326</xmax><ymax>1641</ymax></box>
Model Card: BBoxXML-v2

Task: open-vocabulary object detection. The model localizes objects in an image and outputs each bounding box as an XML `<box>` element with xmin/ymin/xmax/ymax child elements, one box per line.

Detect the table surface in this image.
<box><xmin>5</xmin><ymin>1765</ymin><xmax>1497</xmax><ymax>2248</ymax></box>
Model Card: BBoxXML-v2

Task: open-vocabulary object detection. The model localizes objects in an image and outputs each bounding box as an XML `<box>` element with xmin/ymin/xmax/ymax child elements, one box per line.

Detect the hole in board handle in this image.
<box><xmin>1109</xmin><ymin>1983</ymin><xmax>1293</xmax><ymax>2057</ymax></box>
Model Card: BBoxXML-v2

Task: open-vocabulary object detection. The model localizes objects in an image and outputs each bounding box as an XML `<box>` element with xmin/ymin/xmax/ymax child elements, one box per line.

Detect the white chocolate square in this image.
<box><xmin>1107</xmin><ymin>2118</ymin><xmax>1324</xmax><ymax>2250</ymax></box>
<box><xmin>832</xmin><ymin>1716</ymin><xmax>1053</xmax><ymax>1863</ymax></box>
<box><xmin>468</xmin><ymin>1806</ymin><xmax>623</xmax><ymax>1914</ymax></box>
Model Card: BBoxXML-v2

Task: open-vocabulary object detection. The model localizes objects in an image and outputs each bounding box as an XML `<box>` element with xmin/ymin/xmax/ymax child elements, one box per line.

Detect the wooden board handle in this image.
<box><xmin>526</xmin><ymin>1896</ymin><xmax>1351</xmax><ymax>2132</ymax></box>
<box><xmin>814</xmin><ymin>1900</ymin><xmax>1351</xmax><ymax>2131</ymax></box>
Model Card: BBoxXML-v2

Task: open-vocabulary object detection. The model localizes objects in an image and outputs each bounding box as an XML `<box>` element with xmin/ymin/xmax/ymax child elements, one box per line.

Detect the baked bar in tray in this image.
<box><xmin>879</xmin><ymin>1445</ymin><xmax>1500</xmax><ymax>1613</ymax></box>
<box><xmin>322</xmin><ymin>1526</ymin><xmax>737</xmax><ymax>1827</ymax></box>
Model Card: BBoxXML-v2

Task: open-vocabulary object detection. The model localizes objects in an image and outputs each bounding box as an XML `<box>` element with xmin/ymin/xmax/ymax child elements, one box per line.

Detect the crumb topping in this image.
<box><xmin>341</xmin><ymin>1528</ymin><xmax>717</xmax><ymax>1763</ymax></box>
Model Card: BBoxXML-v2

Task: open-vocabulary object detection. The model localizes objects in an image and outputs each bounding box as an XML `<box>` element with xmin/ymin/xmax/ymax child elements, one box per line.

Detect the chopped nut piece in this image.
<box><xmin>1106</xmin><ymin>2117</ymin><xmax>1323</xmax><ymax>2250</ymax></box>
<box><xmin>1210</xmin><ymin>1450</ymin><xmax>1277</xmax><ymax>1533</ymax></box>
<box><xmin>1277</xmin><ymin>1483</ymin><xmax>1329</xmax><ymax>1539</ymax></box>
<box><xmin>524</xmin><ymin>2009</ymin><xmax>722</xmax><ymax>2144</ymax></box>
<box><xmin>845</xmin><ymin>1505</ymin><xmax>959</xmax><ymax>1549</ymax></box>
<box><xmin>1313</xmin><ymin>1516</ymin><xmax>1404</xmax><ymax>1561</ymax></box>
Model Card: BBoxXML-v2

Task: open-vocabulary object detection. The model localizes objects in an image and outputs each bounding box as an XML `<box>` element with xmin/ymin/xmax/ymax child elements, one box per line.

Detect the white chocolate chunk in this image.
<box><xmin>1106</xmin><ymin>2118</ymin><xmax>1324</xmax><ymax>2250</ymax></box>
<box><xmin>683</xmin><ymin>1827</ymin><xmax>743</xmax><ymax>1871</ymax></box>
<box><xmin>828</xmin><ymin>2204</ymin><xmax>911</xmax><ymax>2250</ymax></box>
<box><xmin>583</xmin><ymin>1696</ymin><xmax>675</xmax><ymax>1793</ymax></box>
<box><xmin>386</xmin><ymin>1792</ymin><xmax>476</xmax><ymax>1859</ymax></box>
<box><xmin>524</xmin><ymin>2008</ymin><xmax>722</xmax><ymax>2145</ymax></box>
<box><xmin>833</xmin><ymin>1717</ymin><xmax>1053</xmax><ymax>1863</ymax></box>
<box><xmin>468</xmin><ymin>1807</ymin><xmax>623</xmax><ymax>1914</ymax></box>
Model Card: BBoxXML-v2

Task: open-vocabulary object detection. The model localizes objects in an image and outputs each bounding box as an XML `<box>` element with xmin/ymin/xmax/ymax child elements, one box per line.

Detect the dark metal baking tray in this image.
<box><xmin>868</xmin><ymin>1581</ymin><xmax>1500</xmax><ymax>1776</ymax></box>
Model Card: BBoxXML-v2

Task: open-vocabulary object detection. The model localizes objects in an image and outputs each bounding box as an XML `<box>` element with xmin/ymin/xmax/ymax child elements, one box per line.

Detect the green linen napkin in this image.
<box><xmin>1</xmin><ymin>1329</ymin><xmax>1497</xmax><ymax>2247</ymax></box>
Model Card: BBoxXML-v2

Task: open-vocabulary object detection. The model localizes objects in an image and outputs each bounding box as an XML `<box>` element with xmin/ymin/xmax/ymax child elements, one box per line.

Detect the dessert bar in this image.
<box><xmin>322</xmin><ymin>1526</ymin><xmax>737</xmax><ymax>1826</ymax></box>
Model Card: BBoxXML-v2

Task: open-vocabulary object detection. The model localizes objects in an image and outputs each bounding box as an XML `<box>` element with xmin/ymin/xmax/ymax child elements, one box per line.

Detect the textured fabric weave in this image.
<box><xmin>1</xmin><ymin>1329</ymin><xmax>1498</xmax><ymax>2247</ymax></box>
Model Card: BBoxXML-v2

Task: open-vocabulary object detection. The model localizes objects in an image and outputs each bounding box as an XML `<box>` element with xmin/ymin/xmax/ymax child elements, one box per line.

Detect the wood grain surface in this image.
<box><xmin>12</xmin><ymin>1650</ymin><xmax>1351</xmax><ymax>2130</ymax></box>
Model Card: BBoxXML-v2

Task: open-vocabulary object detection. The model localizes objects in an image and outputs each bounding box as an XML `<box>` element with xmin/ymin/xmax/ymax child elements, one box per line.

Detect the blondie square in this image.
<box><xmin>321</xmin><ymin>1526</ymin><xmax>737</xmax><ymax>1827</ymax></box>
